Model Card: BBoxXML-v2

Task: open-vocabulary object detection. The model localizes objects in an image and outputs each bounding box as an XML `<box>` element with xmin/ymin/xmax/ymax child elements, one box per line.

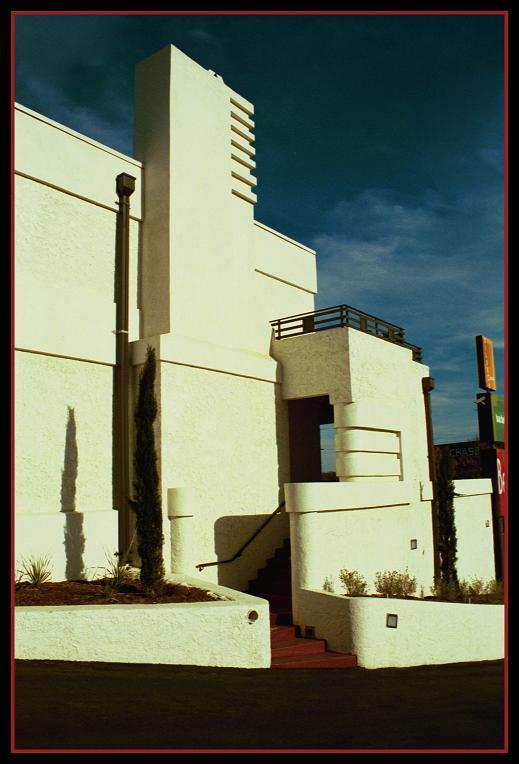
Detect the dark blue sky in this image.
<box><xmin>14</xmin><ymin>12</ymin><xmax>505</xmax><ymax>446</ymax></box>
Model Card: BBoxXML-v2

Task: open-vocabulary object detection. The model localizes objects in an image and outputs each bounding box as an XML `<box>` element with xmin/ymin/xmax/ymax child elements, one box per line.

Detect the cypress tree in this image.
<box><xmin>436</xmin><ymin>447</ymin><xmax>459</xmax><ymax>589</ymax></box>
<box><xmin>132</xmin><ymin>346</ymin><xmax>165</xmax><ymax>593</ymax></box>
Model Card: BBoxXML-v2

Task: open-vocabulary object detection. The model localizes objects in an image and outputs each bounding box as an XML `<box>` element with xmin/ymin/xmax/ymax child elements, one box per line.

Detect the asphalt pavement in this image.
<box><xmin>14</xmin><ymin>658</ymin><xmax>505</xmax><ymax>752</ymax></box>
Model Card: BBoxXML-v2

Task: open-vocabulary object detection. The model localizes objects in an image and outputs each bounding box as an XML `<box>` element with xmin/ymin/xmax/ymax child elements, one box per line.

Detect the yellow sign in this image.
<box><xmin>476</xmin><ymin>335</ymin><xmax>497</xmax><ymax>391</ymax></box>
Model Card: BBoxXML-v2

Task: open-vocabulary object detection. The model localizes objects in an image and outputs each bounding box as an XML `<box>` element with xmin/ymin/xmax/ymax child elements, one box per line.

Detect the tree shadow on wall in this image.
<box><xmin>61</xmin><ymin>406</ymin><xmax>85</xmax><ymax>580</ymax></box>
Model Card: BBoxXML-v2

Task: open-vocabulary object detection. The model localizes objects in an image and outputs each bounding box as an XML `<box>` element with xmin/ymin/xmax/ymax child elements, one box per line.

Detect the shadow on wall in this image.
<box><xmin>61</xmin><ymin>406</ymin><xmax>85</xmax><ymax>580</ymax></box>
<box><xmin>214</xmin><ymin>513</ymin><xmax>283</xmax><ymax>589</ymax></box>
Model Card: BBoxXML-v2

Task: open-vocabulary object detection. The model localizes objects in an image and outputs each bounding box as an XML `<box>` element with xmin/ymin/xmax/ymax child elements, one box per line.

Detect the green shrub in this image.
<box><xmin>374</xmin><ymin>569</ymin><xmax>417</xmax><ymax>598</ymax></box>
<box><xmin>459</xmin><ymin>576</ymin><xmax>485</xmax><ymax>599</ymax></box>
<box><xmin>17</xmin><ymin>555</ymin><xmax>53</xmax><ymax>587</ymax></box>
<box><xmin>132</xmin><ymin>346</ymin><xmax>165</xmax><ymax>594</ymax></box>
<box><xmin>430</xmin><ymin>579</ymin><xmax>460</xmax><ymax>601</ymax></box>
<box><xmin>436</xmin><ymin>448</ymin><xmax>459</xmax><ymax>587</ymax></box>
<box><xmin>339</xmin><ymin>569</ymin><xmax>368</xmax><ymax>596</ymax></box>
<box><xmin>484</xmin><ymin>579</ymin><xmax>504</xmax><ymax>597</ymax></box>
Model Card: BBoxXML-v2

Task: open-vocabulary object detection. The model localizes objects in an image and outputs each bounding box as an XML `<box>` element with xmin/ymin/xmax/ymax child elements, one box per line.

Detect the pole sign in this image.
<box><xmin>477</xmin><ymin>393</ymin><xmax>505</xmax><ymax>446</ymax></box>
<box><xmin>476</xmin><ymin>335</ymin><xmax>497</xmax><ymax>391</ymax></box>
<box><xmin>496</xmin><ymin>448</ymin><xmax>506</xmax><ymax>518</ymax></box>
<box><xmin>491</xmin><ymin>395</ymin><xmax>505</xmax><ymax>443</ymax></box>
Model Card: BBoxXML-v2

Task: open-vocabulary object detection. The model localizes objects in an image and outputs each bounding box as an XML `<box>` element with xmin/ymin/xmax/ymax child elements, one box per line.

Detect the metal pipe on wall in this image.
<box><xmin>422</xmin><ymin>376</ymin><xmax>441</xmax><ymax>582</ymax></box>
<box><xmin>114</xmin><ymin>173</ymin><xmax>136</xmax><ymax>560</ymax></box>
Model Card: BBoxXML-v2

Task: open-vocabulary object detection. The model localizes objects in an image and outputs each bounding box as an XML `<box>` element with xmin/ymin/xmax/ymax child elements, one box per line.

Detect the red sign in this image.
<box><xmin>496</xmin><ymin>448</ymin><xmax>506</xmax><ymax>518</ymax></box>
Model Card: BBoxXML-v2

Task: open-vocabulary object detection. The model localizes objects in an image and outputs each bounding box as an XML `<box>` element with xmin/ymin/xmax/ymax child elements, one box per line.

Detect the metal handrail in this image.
<box><xmin>195</xmin><ymin>501</ymin><xmax>286</xmax><ymax>571</ymax></box>
<box><xmin>270</xmin><ymin>303</ymin><xmax>422</xmax><ymax>362</ymax></box>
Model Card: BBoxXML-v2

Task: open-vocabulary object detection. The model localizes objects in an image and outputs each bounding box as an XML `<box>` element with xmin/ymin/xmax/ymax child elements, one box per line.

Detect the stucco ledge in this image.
<box><xmin>15</xmin><ymin>575</ymin><xmax>271</xmax><ymax>668</ymax></box>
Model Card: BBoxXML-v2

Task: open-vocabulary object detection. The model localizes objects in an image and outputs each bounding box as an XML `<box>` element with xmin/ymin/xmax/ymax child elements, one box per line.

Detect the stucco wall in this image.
<box><xmin>277</xmin><ymin>324</ymin><xmax>435</xmax><ymax>596</ymax></box>
<box><xmin>454</xmin><ymin>479</ymin><xmax>496</xmax><ymax>583</ymax></box>
<box><xmin>14</xmin><ymin>105</ymin><xmax>142</xmax><ymax>577</ymax></box>
<box><xmin>15</xmin><ymin>176</ymin><xmax>141</xmax><ymax>361</ymax></box>
<box><xmin>15</xmin><ymin>351</ymin><xmax>117</xmax><ymax>577</ymax></box>
<box><xmin>15</xmin><ymin>103</ymin><xmax>143</xmax><ymax>218</ymax></box>
<box><xmin>15</xmin><ymin>577</ymin><xmax>271</xmax><ymax>668</ymax></box>
<box><xmin>15</xmin><ymin>352</ymin><xmax>114</xmax><ymax>517</ymax></box>
<box><xmin>272</xmin><ymin>327</ymin><xmax>352</xmax><ymax>402</ymax></box>
<box><xmin>134</xmin><ymin>45</ymin><xmax>315</xmax><ymax>361</ymax></box>
<box><xmin>157</xmin><ymin>360</ymin><xmax>291</xmax><ymax>588</ymax></box>
<box><xmin>15</xmin><ymin>510</ymin><xmax>118</xmax><ymax>582</ymax></box>
<box><xmin>288</xmin><ymin>495</ymin><xmax>435</xmax><ymax>597</ymax></box>
<box><xmin>293</xmin><ymin>588</ymin><xmax>504</xmax><ymax>668</ymax></box>
<box><xmin>15</xmin><ymin>104</ymin><xmax>142</xmax><ymax>359</ymax></box>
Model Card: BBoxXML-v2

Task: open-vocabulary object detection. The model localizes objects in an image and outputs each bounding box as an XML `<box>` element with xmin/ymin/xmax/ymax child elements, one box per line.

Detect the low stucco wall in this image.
<box><xmin>293</xmin><ymin>588</ymin><xmax>504</xmax><ymax>669</ymax></box>
<box><xmin>287</xmin><ymin>482</ymin><xmax>435</xmax><ymax>597</ymax></box>
<box><xmin>15</xmin><ymin>576</ymin><xmax>271</xmax><ymax>669</ymax></box>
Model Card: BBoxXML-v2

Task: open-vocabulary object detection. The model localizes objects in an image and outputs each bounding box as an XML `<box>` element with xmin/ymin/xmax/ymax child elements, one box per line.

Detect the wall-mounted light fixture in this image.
<box><xmin>386</xmin><ymin>613</ymin><xmax>398</xmax><ymax>628</ymax></box>
<box><xmin>485</xmin><ymin>520</ymin><xmax>490</xmax><ymax>527</ymax></box>
<box><xmin>410</xmin><ymin>539</ymin><xmax>418</xmax><ymax>550</ymax></box>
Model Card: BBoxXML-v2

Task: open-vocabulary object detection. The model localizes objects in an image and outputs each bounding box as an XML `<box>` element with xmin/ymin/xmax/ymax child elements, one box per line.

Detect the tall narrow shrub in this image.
<box><xmin>132</xmin><ymin>346</ymin><xmax>164</xmax><ymax>592</ymax></box>
<box><xmin>436</xmin><ymin>447</ymin><xmax>459</xmax><ymax>589</ymax></box>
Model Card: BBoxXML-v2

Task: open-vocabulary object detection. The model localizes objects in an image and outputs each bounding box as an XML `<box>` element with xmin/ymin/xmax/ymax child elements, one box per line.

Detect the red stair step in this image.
<box><xmin>270</xmin><ymin>625</ymin><xmax>297</xmax><ymax>645</ymax></box>
<box><xmin>272</xmin><ymin>637</ymin><xmax>326</xmax><ymax>658</ymax></box>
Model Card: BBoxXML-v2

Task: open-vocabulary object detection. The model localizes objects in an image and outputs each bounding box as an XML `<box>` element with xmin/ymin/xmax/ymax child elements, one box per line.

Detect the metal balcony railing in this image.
<box><xmin>270</xmin><ymin>304</ymin><xmax>423</xmax><ymax>362</ymax></box>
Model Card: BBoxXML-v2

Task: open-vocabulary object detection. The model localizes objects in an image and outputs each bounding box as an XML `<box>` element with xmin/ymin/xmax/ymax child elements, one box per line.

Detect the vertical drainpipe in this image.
<box><xmin>115</xmin><ymin>173</ymin><xmax>136</xmax><ymax>560</ymax></box>
<box><xmin>422</xmin><ymin>376</ymin><xmax>441</xmax><ymax>582</ymax></box>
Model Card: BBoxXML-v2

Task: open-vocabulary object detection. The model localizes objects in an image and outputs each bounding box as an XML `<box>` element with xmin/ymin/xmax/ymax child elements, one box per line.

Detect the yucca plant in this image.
<box><xmin>102</xmin><ymin>551</ymin><xmax>134</xmax><ymax>590</ymax></box>
<box><xmin>17</xmin><ymin>555</ymin><xmax>53</xmax><ymax>587</ymax></box>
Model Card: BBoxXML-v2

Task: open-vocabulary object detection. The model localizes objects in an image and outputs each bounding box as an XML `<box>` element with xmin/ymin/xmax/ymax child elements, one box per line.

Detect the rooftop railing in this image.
<box><xmin>270</xmin><ymin>304</ymin><xmax>423</xmax><ymax>362</ymax></box>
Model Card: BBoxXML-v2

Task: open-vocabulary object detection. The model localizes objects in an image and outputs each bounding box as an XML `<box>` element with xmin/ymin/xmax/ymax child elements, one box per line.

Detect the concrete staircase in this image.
<box><xmin>248</xmin><ymin>539</ymin><xmax>357</xmax><ymax>669</ymax></box>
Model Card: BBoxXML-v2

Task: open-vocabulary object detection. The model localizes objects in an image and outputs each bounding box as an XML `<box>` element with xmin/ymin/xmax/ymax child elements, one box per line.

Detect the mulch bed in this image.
<box><xmin>347</xmin><ymin>593</ymin><xmax>503</xmax><ymax>605</ymax></box>
<box><xmin>15</xmin><ymin>579</ymin><xmax>220</xmax><ymax>606</ymax></box>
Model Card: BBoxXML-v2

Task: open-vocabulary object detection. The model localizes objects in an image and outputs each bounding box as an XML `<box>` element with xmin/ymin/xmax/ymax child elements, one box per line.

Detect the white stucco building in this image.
<box><xmin>15</xmin><ymin>44</ymin><xmax>496</xmax><ymax>618</ymax></box>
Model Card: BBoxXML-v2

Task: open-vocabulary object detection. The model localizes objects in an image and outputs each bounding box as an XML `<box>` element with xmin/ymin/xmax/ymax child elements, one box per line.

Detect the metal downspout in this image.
<box><xmin>115</xmin><ymin>173</ymin><xmax>135</xmax><ymax>560</ymax></box>
<box><xmin>422</xmin><ymin>376</ymin><xmax>441</xmax><ymax>582</ymax></box>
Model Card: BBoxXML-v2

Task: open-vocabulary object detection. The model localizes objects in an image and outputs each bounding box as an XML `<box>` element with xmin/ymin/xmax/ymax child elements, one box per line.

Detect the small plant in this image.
<box><xmin>102</xmin><ymin>551</ymin><xmax>134</xmax><ymax>590</ymax></box>
<box><xmin>484</xmin><ymin>579</ymin><xmax>504</xmax><ymax>597</ymax></box>
<box><xmin>16</xmin><ymin>555</ymin><xmax>53</xmax><ymax>587</ymax></box>
<box><xmin>430</xmin><ymin>579</ymin><xmax>460</xmax><ymax>602</ymax></box>
<box><xmin>323</xmin><ymin>575</ymin><xmax>335</xmax><ymax>593</ymax></box>
<box><xmin>459</xmin><ymin>576</ymin><xmax>485</xmax><ymax>599</ymax></box>
<box><xmin>339</xmin><ymin>569</ymin><xmax>368</xmax><ymax>596</ymax></box>
<box><xmin>374</xmin><ymin>569</ymin><xmax>417</xmax><ymax>598</ymax></box>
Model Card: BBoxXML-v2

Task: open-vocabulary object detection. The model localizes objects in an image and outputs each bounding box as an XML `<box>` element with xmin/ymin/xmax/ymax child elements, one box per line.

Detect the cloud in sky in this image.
<box><xmin>312</xmin><ymin>183</ymin><xmax>503</xmax><ymax>442</ymax></box>
<box><xmin>314</xmin><ymin>187</ymin><xmax>502</xmax><ymax>332</ymax></box>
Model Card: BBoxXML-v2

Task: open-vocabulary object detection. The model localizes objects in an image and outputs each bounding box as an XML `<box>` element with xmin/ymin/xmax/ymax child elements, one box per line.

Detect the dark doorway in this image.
<box><xmin>287</xmin><ymin>396</ymin><xmax>334</xmax><ymax>482</ymax></box>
